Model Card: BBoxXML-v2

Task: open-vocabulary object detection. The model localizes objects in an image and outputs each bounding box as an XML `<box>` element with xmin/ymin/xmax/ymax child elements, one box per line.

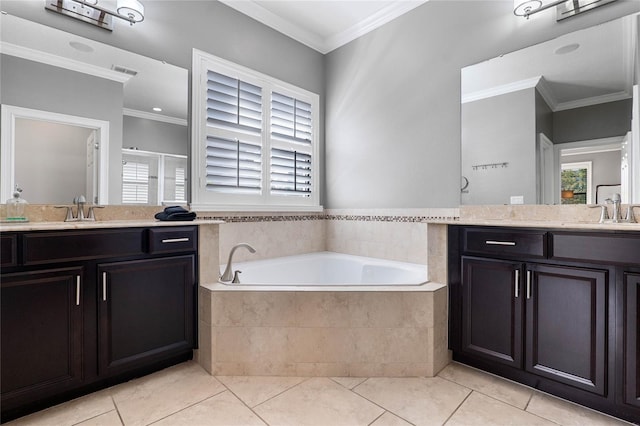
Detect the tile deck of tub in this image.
<box><xmin>7</xmin><ymin>361</ymin><xmax>631</xmax><ymax>426</ymax></box>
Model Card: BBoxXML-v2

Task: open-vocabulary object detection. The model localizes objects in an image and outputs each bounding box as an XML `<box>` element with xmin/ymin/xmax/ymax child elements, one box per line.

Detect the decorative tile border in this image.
<box><xmin>198</xmin><ymin>213</ymin><xmax>460</xmax><ymax>223</ymax></box>
<box><xmin>197</xmin><ymin>214</ymin><xmax>324</xmax><ymax>223</ymax></box>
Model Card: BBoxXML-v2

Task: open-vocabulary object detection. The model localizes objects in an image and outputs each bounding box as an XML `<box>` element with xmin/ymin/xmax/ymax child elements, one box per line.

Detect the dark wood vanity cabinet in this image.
<box><xmin>98</xmin><ymin>256</ymin><xmax>195</xmax><ymax>377</ymax></box>
<box><xmin>625</xmin><ymin>272</ymin><xmax>640</xmax><ymax>410</ymax></box>
<box><xmin>449</xmin><ymin>226</ymin><xmax>640</xmax><ymax>423</ymax></box>
<box><xmin>0</xmin><ymin>226</ymin><xmax>198</xmax><ymax>422</ymax></box>
<box><xmin>1</xmin><ymin>268</ymin><xmax>85</xmax><ymax>409</ymax></box>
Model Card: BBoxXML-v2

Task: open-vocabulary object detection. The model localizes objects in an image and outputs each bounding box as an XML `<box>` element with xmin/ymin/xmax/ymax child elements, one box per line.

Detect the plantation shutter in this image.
<box><xmin>270</xmin><ymin>92</ymin><xmax>313</xmax><ymax>197</ymax></box>
<box><xmin>122</xmin><ymin>157</ymin><xmax>149</xmax><ymax>204</ymax></box>
<box><xmin>205</xmin><ymin>71</ymin><xmax>263</xmax><ymax>194</ymax></box>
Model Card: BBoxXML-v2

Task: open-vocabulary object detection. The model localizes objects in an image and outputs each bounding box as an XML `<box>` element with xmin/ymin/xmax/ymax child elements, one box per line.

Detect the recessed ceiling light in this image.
<box><xmin>554</xmin><ymin>43</ymin><xmax>580</xmax><ymax>55</ymax></box>
<box><xmin>153</xmin><ymin>107</ymin><xmax>162</xmax><ymax>112</ymax></box>
<box><xmin>69</xmin><ymin>41</ymin><xmax>94</xmax><ymax>53</ymax></box>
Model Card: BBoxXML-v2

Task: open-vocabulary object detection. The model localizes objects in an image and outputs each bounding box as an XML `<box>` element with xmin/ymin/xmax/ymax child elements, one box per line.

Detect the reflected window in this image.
<box><xmin>122</xmin><ymin>149</ymin><xmax>187</xmax><ymax>205</ymax></box>
<box><xmin>561</xmin><ymin>161</ymin><xmax>592</xmax><ymax>204</ymax></box>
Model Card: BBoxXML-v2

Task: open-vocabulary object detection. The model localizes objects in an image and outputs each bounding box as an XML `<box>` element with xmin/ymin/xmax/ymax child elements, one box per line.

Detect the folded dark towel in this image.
<box><xmin>154</xmin><ymin>206</ymin><xmax>196</xmax><ymax>221</ymax></box>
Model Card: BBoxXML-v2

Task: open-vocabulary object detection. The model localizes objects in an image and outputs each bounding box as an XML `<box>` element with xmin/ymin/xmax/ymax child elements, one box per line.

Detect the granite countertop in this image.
<box><xmin>424</xmin><ymin>218</ymin><xmax>640</xmax><ymax>231</ymax></box>
<box><xmin>0</xmin><ymin>219</ymin><xmax>224</xmax><ymax>232</ymax></box>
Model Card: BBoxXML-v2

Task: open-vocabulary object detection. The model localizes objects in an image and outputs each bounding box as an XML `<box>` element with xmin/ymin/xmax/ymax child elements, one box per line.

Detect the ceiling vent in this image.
<box><xmin>111</xmin><ymin>65</ymin><xmax>138</xmax><ymax>76</ymax></box>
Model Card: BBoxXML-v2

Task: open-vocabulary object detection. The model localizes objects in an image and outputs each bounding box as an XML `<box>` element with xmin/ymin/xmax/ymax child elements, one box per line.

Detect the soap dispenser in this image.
<box><xmin>5</xmin><ymin>185</ymin><xmax>28</xmax><ymax>222</ymax></box>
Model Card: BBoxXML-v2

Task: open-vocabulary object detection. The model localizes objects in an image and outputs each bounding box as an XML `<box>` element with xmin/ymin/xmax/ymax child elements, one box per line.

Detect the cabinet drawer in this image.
<box><xmin>148</xmin><ymin>227</ymin><xmax>197</xmax><ymax>254</ymax></box>
<box><xmin>462</xmin><ymin>227</ymin><xmax>547</xmax><ymax>258</ymax></box>
<box><xmin>551</xmin><ymin>232</ymin><xmax>640</xmax><ymax>266</ymax></box>
<box><xmin>1</xmin><ymin>234</ymin><xmax>17</xmax><ymax>267</ymax></box>
<box><xmin>23</xmin><ymin>229</ymin><xmax>144</xmax><ymax>265</ymax></box>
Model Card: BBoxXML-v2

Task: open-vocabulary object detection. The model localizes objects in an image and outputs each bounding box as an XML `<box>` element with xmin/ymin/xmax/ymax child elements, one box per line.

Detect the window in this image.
<box><xmin>121</xmin><ymin>149</ymin><xmax>188</xmax><ymax>205</ymax></box>
<box><xmin>192</xmin><ymin>50</ymin><xmax>320</xmax><ymax>211</ymax></box>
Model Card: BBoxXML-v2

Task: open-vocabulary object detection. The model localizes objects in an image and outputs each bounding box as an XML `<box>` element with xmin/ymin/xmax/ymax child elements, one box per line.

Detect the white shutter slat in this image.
<box><xmin>206</xmin><ymin>136</ymin><xmax>262</xmax><ymax>193</ymax></box>
<box><xmin>270</xmin><ymin>92</ymin><xmax>312</xmax><ymax>146</ymax></box>
<box><xmin>206</xmin><ymin>71</ymin><xmax>262</xmax><ymax>133</ymax></box>
<box><xmin>270</xmin><ymin>148</ymin><xmax>311</xmax><ymax>197</ymax></box>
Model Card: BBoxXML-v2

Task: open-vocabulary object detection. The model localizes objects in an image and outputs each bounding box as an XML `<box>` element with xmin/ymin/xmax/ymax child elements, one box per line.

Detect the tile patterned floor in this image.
<box><xmin>7</xmin><ymin>361</ymin><xmax>631</xmax><ymax>426</ymax></box>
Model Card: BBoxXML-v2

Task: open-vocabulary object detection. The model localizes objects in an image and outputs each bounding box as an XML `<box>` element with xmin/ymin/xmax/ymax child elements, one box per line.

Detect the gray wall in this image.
<box><xmin>14</xmin><ymin>119</ymin><xmax>92</xmax><ymax>204</ymax></box>
<box><xmin>0</xmin><ymin>54</ymin><xmax>124</xmax><ymax>203</ymax></box>
<box><xmin>123</xmin><ymin>116</ymin><xmax>188</xmax><ymax>156</ymax></box>
<box><xmin>553</xmin><ymin>99</ymin><xmax>632</xmax><ymax>144</ymax></box>
<box><xmin>461</xmin><ymin>88</ymin><xmax>537</xmax><ymax>205</ymax></box>
<box><xmin>325</xmin><ymin>0</ymin><xmax>640</xmax><ymax>208</ymax></box>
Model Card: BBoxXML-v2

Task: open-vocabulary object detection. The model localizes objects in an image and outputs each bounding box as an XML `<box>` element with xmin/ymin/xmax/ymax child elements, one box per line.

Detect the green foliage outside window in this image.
<box><xmin>561</xmin><ymin>168</ymin><xmax>587</xmax><ymax>204</ymax></box>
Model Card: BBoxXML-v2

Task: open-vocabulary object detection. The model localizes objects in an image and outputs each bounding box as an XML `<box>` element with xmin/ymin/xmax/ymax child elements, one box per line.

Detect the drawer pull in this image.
<box><xmin>76</xmin><ymin>275</ymin><xmax>81</xmax><ymax>306</ymax></box>
<box><xmin>161</xmin><ymin>237</ymin><xmax>190</xmax><ymax>243</ymax></box>
<box><xmin>102</xmin><ymin>272</ymin><xmax>107</xmax><ymax>302</ymax></box>
<box><xmin>526</xmin><ymin>270</ymin><xmax>532</xmax><ymax>299</ymax></box>
<box><xmin>514</xmin><ymin>270</ymin><xmax>520</xmax><ymax>298</ymax></box>
<box><xmin>485</xmin><ymin>240</ymin><xmax>516</xmax><ymax>246</ymax></box>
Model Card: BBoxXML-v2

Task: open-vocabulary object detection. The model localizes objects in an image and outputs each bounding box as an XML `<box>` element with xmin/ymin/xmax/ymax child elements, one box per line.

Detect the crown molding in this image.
<box><xmin>219</xmin><ymin>0</ymin><xmax>325</xmax><ymax>53</ymax></box>
<box><xmin>461</xmin><ymin>76</ymin><xmax>542</xmax><ymax>104</ymax></box>
<box><xmin>219</xmin><ymin>0</ymin><xmax>427</xmax><ymax>54</ymax></box>
<box><xmin>325</xmin><ymin>1</ymin><xmax>427</xmax><ymax>54</ymax></box>
<box><xmin>553</xmin><ymin>90</ymin><xmax>632</xmax><ymax>111</ymax></box>
<box><xmin>123</xmin><ymin>108</ymin><xmax>188</xmax><ymax>126</ymax></box>
<box><xmin>0</xmin><ymin>41</ymin><xmax>131</xmax><ymax>83</ymax></box>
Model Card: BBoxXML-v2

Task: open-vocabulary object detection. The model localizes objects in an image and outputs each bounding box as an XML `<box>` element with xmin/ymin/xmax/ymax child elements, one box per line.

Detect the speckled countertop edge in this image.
<box><xmin>423</xmin><ymin>218</ymin><xmax>640</xmax><ymax>231</ymax></box>
<box><xmin>0</xmin><ymin>219</ymin><xmax>224</xmax><ymax>232</ymax></box>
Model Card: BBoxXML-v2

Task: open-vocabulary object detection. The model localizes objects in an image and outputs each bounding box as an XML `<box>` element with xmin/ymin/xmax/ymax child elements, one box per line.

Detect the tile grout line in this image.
<box><xmin>218</xmin><ymin>376</ymin><xmax>315</xmax><ymax>425</ymax></box>
<box><xmin>111</xmin><ymin>394</ymin><xmax>126</xmax><ymax>426</ymax></box>
<box><xmin>350</xmin><ymin>379</ymin><xmax>417</xmax><ymax>426</ymax></box>
<box><xmin>141</xmin><ymin>385</ymin><xmax>228</xmax><ymax>425</ymax></box>
<box><xmin>247</xmin><ymin>376</ymin><xmax>314</xmax><ymax>411</ymax></box>
<box><xmin>441</xmin><ymin>389</ymin><xmax>473</xmax><ymax>425</ymax></box>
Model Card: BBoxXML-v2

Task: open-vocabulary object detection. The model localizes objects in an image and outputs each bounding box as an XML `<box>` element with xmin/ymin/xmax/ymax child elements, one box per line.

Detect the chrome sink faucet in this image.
<box><xmin>605</xmin><ymin>193</ymin><xmax>622</xmax><ymax>223</ymax></box>
<box><xmin>55</xmin><ymin>195</ymin><xmax>104</xmax><ymax>222</ymax></box>
<box><xmin>220</xmin><ymin>243</ymin><xmax>256</xmax><ymax>282</ymax></box>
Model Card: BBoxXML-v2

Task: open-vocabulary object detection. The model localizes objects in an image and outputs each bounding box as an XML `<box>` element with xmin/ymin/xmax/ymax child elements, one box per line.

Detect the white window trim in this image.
<box><xmin>191</xmin><ymin>49</ymin><xmax>321</xmax><ymax>212</ymax></box>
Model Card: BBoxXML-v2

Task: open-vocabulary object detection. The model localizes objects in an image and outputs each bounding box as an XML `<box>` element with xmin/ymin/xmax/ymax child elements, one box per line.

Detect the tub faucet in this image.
<box><xmin>220</xmin><ymin>243</ymin><xmax>256</xmax><ymax>282</ymax></box>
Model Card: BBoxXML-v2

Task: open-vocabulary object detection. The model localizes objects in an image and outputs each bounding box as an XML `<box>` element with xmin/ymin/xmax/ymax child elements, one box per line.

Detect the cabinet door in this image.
<box><xmin>625</xmin><ymin>273</ymin><xmax>640</xmax><ymax>408</ymax></box>
<box><xmin>98</xmin><ymin>255</ymin><xmax>195</xmax><ymax>376</ymax></box>
<box><xmin>461</xmin><ymin>257</ymin><xmax>523</xmax><ymax>368</ymax></box>
<box><xmin>525</xmin><ymin>264</ymin><xmax>608</xmax><ymax>396</ymax></box>
<box><xmin>1</xmin><ymin>267</ymin><xmax>84</xmax><ymax>411</ymax></box>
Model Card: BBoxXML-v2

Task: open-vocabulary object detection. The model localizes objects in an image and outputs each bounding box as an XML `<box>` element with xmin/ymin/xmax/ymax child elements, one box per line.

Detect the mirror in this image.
<box><xmin>461</xmin><ymin>14</ymin><xmax>638</xmax><ymax>205</ymax></box>
<box><xmin>0</xmin><ymin>13</ymin><xmax>188</xmax><ymax>205</ymax></box>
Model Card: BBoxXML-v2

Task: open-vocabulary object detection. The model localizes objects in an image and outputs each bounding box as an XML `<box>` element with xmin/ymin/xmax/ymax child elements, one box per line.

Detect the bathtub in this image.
<box><xmin>200</xmin><ymin>251</ymin><xmax>448</xmax><ymax>376</ymax></box>
<box><xmin>215</xmin><ymin>251</ymin><xmax>437</xmax><ymax>290</ymax></box>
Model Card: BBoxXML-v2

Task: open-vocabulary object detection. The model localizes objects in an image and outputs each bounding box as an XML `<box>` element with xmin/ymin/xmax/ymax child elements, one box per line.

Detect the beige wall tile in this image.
<box><xmin>294</xmin><ymin>292</ymin><xmax>352</xmax><ymax>327</ymax></box>
<box><xmin>196</xmin><ymin>320</ymin><xmax>213</xmax><ymax>374</ymax></box>
<box><xmin>296</xmin><ymin>363</ymin><xmax>350</xmax><ymax>377</ymax></box>
<box><xmin>211</xmin><ymin>362</ymin><xmax>246</xmax><ymax>376</ymax></box>
<box><xmin>199</xmin><ymin>224</ymin><xmax>220</xmax><ymax>285</ymax></box>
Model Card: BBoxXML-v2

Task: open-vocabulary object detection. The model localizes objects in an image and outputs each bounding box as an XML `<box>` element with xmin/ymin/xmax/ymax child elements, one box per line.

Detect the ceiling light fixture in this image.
<box><xmin>45</xmin><ymin>0</ymin><xmax>144</xmax><ymax>31</ymax></box>
<box><xmin>514</xmin><ymin>0</ymin><xmax>617</xmax><ymax>21</ymax></box>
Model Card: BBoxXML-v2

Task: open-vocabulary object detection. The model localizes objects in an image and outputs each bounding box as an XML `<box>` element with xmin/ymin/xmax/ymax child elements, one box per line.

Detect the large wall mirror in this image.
<box><xmin>0</xmin><ymin>13</ymin><xmax>188</xmax><ymax>205</ymax></box>
<box><xmin>461</xmin><ymin>13</ymin><xmax>639</xmax><ymax>206</ymax></box>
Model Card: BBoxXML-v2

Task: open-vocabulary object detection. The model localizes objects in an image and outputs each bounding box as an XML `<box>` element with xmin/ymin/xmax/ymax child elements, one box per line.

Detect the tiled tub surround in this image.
<box><xmin>195</xmin><ymin>209</ymin><xmax>454</xmax><ymax>378</ymax></box>
<box><xmin>198</xmin><ymin>285</ymin><xmax>449</xmax><ymax>377</ymax></box>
